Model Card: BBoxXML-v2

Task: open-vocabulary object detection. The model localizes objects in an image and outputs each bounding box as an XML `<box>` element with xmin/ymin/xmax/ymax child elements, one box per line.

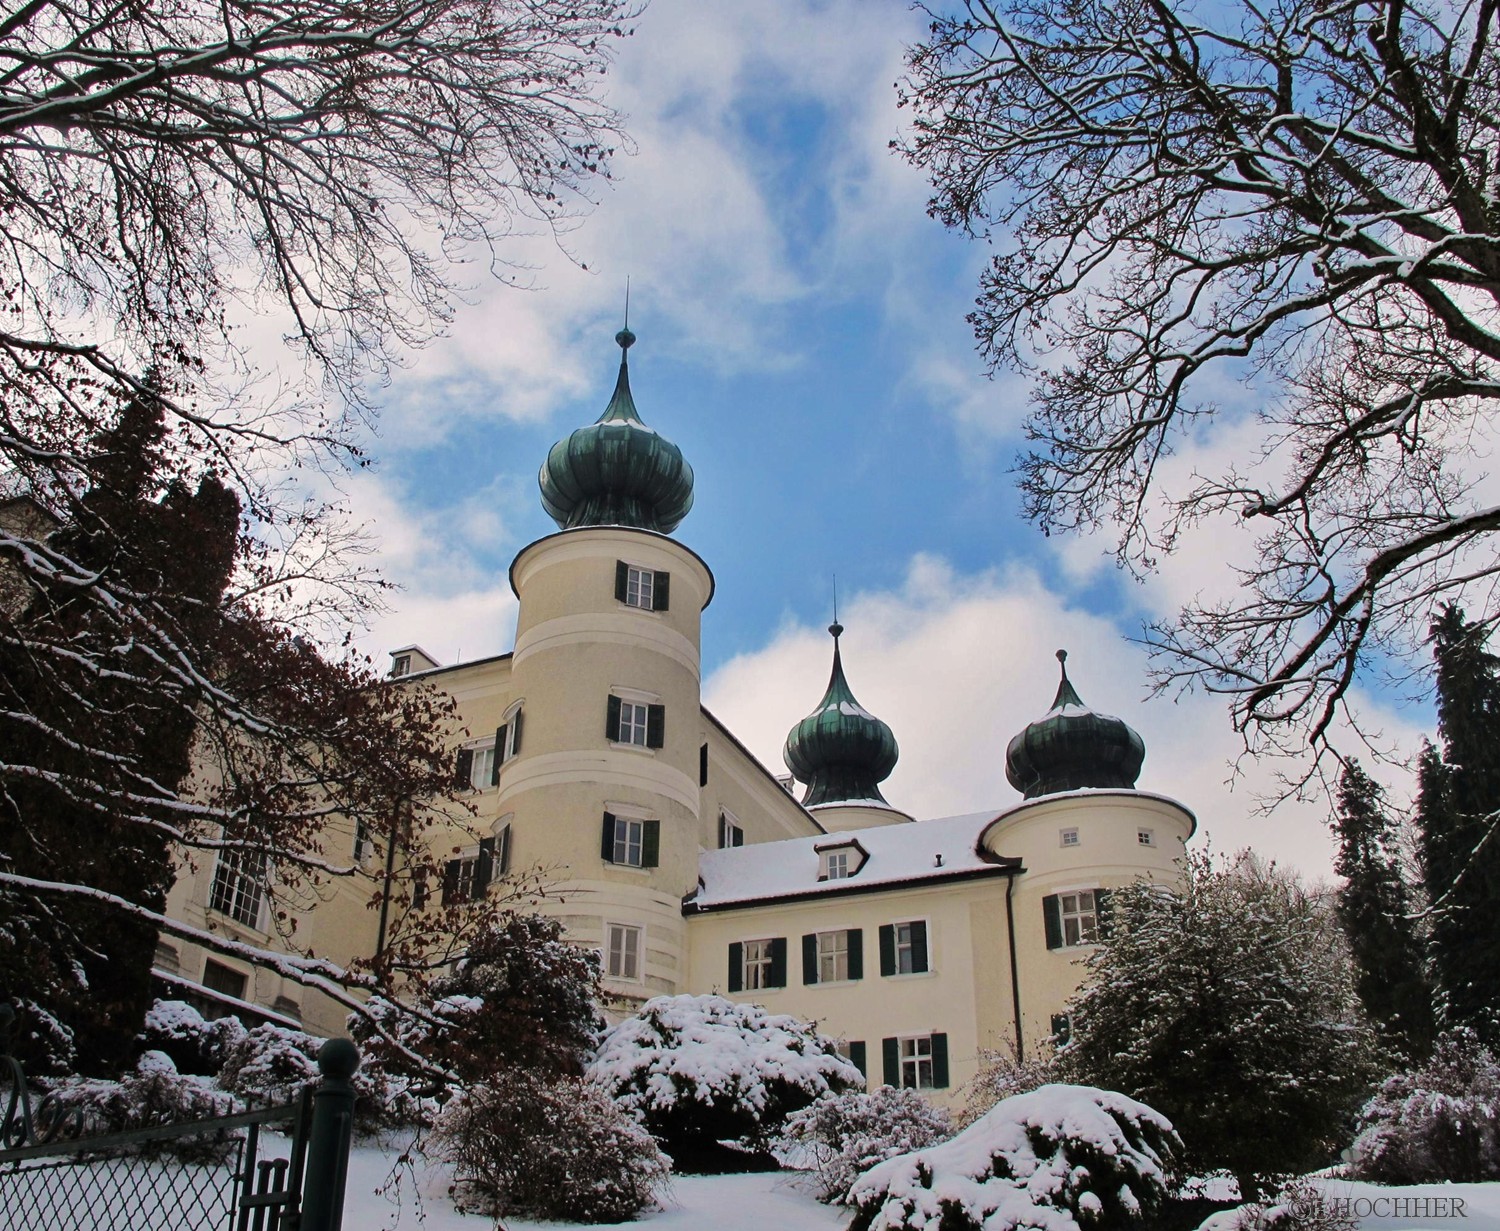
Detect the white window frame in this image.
<box><xmin>499</xmin><ymin>702</ymin><xmax>523</xmax><ymax>764</ymax></box>
<box><xmin>617</xmin><ymin>699</ymin><xmax>650</xmax><ymax>747</ymax></box>
<box><xmin>894</xmin><ymin>921</ymin><xmax>924</xmax><ymax>975</ymax></box>
<box><xmin>353</xmin><ymin>818</ymin><xmax>374</xmax><ymax>864</ymax></box>
<box><xmin>209</xmin><ymin>849</ymin><xmax>269</xmax><ymax>930</ymax></box>
<box><xmin>900</xmin><ymin>1035</ymin><xmax>935</xmax><ymax>1089</ymax></box>
<box><xmin>823</xmin><ymin>849</ymin><xmax>852</xmax><ymax>880</ymax></box>
<box><xmin>606</xmin><ymin>923</ymin><xmax>643</xmax><ymax>980</ymax></box>
<box><xmin>1060</xmin><ymin>889</ymin><xmax>1100</xmax><ymax>947</ymax></box>
<box><xmin>1059</xmin><ymin>827</ymin><xmax>1080</xmax><ymax>848</ymax></box>
<box><xmin>817</xmin><ymin>930</ymin><xmax>849</xmax><ymax>983</ymax></box>
<box><xmin>1137</xmin><ymin>828</ymin><xmax>1155</xmax><ymax>847</ymax></box>
<box><xmin>624</xmin><ymin>565</ymin><xmax>655</xmax><ymax>610</ymax></box>
<box><xmin>391</xmin><ymin>654</ymin><xmax>411</xmax><ymax>678</ymax></box>
<box><xmin>743</xmin><ymin>939</ymin><xmax>774</xmax><ymax>991</ymax></box>
<box><xmin>468</xmin><ymin>741</ymin><xmax>497</xmax><ymax>791</ymax></box>
<box><xmin>721</xmin><ymin>811</ymin><xmax>744</xmax><ymax>849</ymax></box>
<box><xmin>613</xmin><ymin>816</ymin><xmax>645</xmax><ymax>867</ymax></box>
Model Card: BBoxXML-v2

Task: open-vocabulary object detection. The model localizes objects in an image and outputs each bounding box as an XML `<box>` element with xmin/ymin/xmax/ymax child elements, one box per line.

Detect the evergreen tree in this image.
<box><xmin>1415</xmin><ymin>606</ymin><xmax>1500</xmax><ymax>1043</ymax></box>
<box><xmin>1331</xmin><ymin>761</ymin><xmax>1436</xmax><ymax>1060</ymax></box>
<box><xmin>0</xmin><ymin>391</ymin><xmax>240</xmax><ymax>1073</ymax></box>
<box><xmin>1057</xmin><ymin>851</ymin><xmax>1381</xmax><ymax>1200</ymax></box>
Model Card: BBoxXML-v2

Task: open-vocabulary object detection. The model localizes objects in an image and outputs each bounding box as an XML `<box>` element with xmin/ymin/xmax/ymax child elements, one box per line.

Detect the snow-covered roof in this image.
<box><xmin>689</xmin><ymin>810</ymin><xmax>1017</xmax><ymax>912</ymax></box>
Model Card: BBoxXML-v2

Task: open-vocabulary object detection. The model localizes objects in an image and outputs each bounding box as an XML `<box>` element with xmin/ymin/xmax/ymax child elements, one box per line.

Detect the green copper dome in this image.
<box><xmin>1005</xmin><ymin>650</ymin><xmax>1145</xmax><ymax>799</ymax></box>
<box><xmin>539</xmin><ymin>329</ymin><xmax>694</xmax><ymax>533</ymax></box>
<box><xmin>783</xmin><ymin>623</ymin><xmax>899</xmax><ymax>807</ymax></box>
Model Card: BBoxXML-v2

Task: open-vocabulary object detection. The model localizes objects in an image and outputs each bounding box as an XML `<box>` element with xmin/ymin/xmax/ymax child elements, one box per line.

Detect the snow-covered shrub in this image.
<box><xmin>957</xmin><ymin>1045</ymin><xmax>1057</xmax><ymax>1128</ymax></box>
<box><xmin>41</xmin><ymin>1051</ymin><xmax>238</xmax><ymax>1162</ymax></box>
<box><xmin>138</xmin><ymin>1000</ymin><xmax>246</xmax><ymax>1076</ymax></box>
<box><xmin>780</xmin><ymin>1086</ymin><xmax>953</xmax><ymax>1203</ymax></box>
<box><xmin>1350</xmin><ymin>1026</ymin><xmax>1500</xmax><ymax>1183</ymax></box>
<box><xmin>1199</xmin><ymin>1179</ymin><xmax>1358</xmax><ymax>1231</ymax></box>
<box><xmin>847</xmin><ymin>1084</ymin><xmax>1179</xmax><ymax>1231</ymax></box>
<box><xmin>353</xmin><ymin>912</ymin><xmax>604</xmax><ymax>1086</ymax></box>
<box><xmin>432</xmin><ymin>1069</ymin><xmax>670</xmax><ymax>1222</ymax></box>
<box><xmin>6</xmin><ymin>996</ymin><xmax>77</xmax><ymax>1075</ymax></box>
<box><xmin>588</xmin><ymin>993</ymin><xmax>863</xmax><ymax>1168</ymax></box>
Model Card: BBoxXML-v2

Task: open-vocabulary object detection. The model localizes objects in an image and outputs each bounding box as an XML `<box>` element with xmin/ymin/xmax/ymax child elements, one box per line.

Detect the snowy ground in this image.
<box><xmin>338</xmin><ymin>1135</ymin><xmax>1500</xmax><ymax>1231</ymax></box>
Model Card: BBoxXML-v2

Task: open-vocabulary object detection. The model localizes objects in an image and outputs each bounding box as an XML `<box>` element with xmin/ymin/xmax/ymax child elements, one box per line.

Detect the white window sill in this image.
<box><xmin>810</xmin><ymin>978</ymin><xmax>861</xmax><ymax>988</ymax></box>
<box><xmin>885</xmin><ymin>969</ymin><xmax>938</xmax><ymax>980</ymax></box>
<box><xmin>608</xmin><ymin>741</ymin><xmax>657</xmax><ymax>755</ymax></box>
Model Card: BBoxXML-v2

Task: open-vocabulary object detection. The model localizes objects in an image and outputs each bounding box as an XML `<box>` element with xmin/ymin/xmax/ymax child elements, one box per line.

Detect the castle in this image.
<box><xmin>159</xmin><ymin>327</ymin><xmax>1195</xmax><ymax>1100</ymax></box>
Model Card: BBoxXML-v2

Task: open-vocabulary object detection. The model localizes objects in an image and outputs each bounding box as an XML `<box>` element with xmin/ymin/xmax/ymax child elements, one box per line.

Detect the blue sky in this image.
<box><xmin>341</xmin><ymin>0</ymin><xmax>1427</xmax><ymax>876</ymax></box>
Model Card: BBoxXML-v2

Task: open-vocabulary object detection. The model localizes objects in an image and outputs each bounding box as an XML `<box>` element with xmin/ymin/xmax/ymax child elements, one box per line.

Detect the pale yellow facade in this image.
<box><xmin>157</xmin><ymin>343</ymin><xmax>1199</xmax><ymax>1107</ymax></box>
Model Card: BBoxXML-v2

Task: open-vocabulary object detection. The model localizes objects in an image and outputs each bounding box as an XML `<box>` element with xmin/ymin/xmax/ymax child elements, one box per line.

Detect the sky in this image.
<box><xmin>338</xmin><ymin>0</ymin><xmax>1432</xmax><ymax>878</ymax></box>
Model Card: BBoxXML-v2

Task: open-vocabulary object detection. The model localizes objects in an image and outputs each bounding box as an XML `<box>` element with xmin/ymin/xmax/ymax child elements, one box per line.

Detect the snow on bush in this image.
<box><xmin>1350</xmin><ymin>1026</ymin><xmax>1500</xmax><ymax>1183</ymax></box>
<box><xmin>432</xmin><ymin>1068</ymin><xmax>671</xmax><ymax>1222</ymax></box>
<box><xmin>41</xmin><ymin>1050</ymin><xmax>239</xmax><ymax>1162</ymax></box>
<box><xmin>957</xmin><ymin>1046</ymin><xmax>1058</xmax><ymax>1128</ymax></box>
<box><xmin>847</xmin><ymin>1084</ymin><xmax>1179</xmax><ymax>1231</ymax></box>
<box><xmin>588</xmin><ymin>993</ymin><xmax>863</xmax><ymax>1164</ymax></box>
<box><xmin>139</xmin><ymin>999</ymin><xmax>247</xmax><ymax>1076</ymax></box>
<box><xmin>781</xmin><ymin>1085</ymin><xmax>953</xmax><ymax>1203</ymax></box>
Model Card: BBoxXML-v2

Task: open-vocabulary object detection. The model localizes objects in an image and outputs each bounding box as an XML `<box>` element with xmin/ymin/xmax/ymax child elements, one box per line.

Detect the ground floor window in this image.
<box><xmin>607</xmin><ymin>923</ymin><xmax>642</xmax><ymax>980</ymax></box>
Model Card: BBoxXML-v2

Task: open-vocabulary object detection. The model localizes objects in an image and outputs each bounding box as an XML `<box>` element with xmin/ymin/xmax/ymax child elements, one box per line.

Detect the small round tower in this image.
<box><xmin>783</xmin><ymin>622</ymin><xmax>910</xmax><ymax>830</ymax></box>
<box><xmin>502</xmin><ymin>328</ymin><xmax>711</xmax><ymax>1004</ymax></box>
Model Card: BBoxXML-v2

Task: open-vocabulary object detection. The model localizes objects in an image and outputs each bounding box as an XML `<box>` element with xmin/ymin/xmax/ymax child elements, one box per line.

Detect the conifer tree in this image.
<box><xmin>1415</xmin><ymin>606</ymin><xmax>1500</xmax><ymax>1042</ymax></box>
<box><xmin>1331</xmin><ymin>762</ymin><xmax>1436</xmax><ymax>1060</ymax></box>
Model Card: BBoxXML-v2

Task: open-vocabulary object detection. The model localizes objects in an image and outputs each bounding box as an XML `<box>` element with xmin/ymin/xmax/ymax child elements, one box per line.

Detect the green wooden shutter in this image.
<box><xmin>732</xmin><ymin>827</ymin><xmax>744</xmax><ymax>847</ymax></box>
<box><xmin>802</xmin><ymin>933</ymin><xmax>818</xmax><ymax>985</ymax></box>
<box><xmin>646</xmin><ymin>704</ymin><xmax>665</xmax><ymax>749</ymax></box>
<box><xmin>846</xmin><ymin>928</ymin><xmax>863</xmax><ymax>980</ymax></box>
<box><xmin>1094</xmin><ymin>888</ymin><xmax>1113</xmax><ymax>938</ymax></box>
<box><xmin>607</xmin><ymin>694</ymin><xmax>622</xmax><ymax>741</ymax></box>
<box><xmin>510</xmin><ymin>708</ymin><xmax>523</xmax><ymax>755</ymax></box>
<box><xmin>476</xmin><ymin>836</ymin><xmax>496</xmax><ymax>892</ymax></box>
<box><xmin>1043</xmin><ymin>894</ymin><xmax>1064</xmax><ymax>950</ymax></box>
<box><xmin>641</xmin><ymin>819</ymin><xmax>660</xmax><ymax>868</ymax></box>
<box><xmin>700</xmin><ymin>742</ymin><xmax>709</xmax><ymax>786</ymax></box>
<box><xmin>601</xmin><ymin>812</ymin><xmax>617</xmax><ymax>862</ymax></box>
<box><xmin>882</xmin><ymin>1037</ymin><xmax>899</xmax><ymax>1087</ymax></box>
<box><xmin>615</xmin><ymin>560</ymin><xmax>629</xmax><ymax>602</ymax></box>
<box><xmin>653</xmin><ymin>571</ymin><xmax>670</xmax><ymax>611</ymax></box>
<box><xmin>441</xmin><ymin>859</ymin><xmax>461</xmax><ymax>905</ymax></box>
<box><xmin>849</xmin><ymin>1040</ymin><xmax>867</xmax><ymax>1078</ymax></box>
<box><xmin>912</xmin><ymin>920</ymin><xmax>929</xmax><ymax>973</ymax></box>
<box><xmin>931</xmin><ymin>1033</ymin><xmax>950</xmax><ymax>1088</ymax></box>
<box><xmin>412</xmin><ymin>866</ymin><xmax>428</xmax><ymax>909</ymax></box>
<box><xmin>491</xmin><ymin>726</ymin><xmax>505</xmax><ymax>784</ymax></box>
<box><xmin>454</xmin><ymin>748</ymin><xmax>473</xmax><ymax>788</ymax></box>
<box><xmin>768</xmin><ymin>938</ymin><xmax>787</xmax><ymax>988</ymax></box>
<box><xmin>879</xmin><ymin>924</ymin><xmax>896</xmax><ymax>977</ymax></box>
<box><xmin>728</xmin><ymin>942</ymin><xmax>743</xmax><ymax>993</ymax></box>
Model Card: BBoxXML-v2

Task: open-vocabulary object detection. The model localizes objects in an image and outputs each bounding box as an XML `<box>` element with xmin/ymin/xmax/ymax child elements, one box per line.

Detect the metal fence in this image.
<box><xmin>1</xmin><ymin>1008</ymin><xmax>358</xmax><ymax>1231</ymax></box>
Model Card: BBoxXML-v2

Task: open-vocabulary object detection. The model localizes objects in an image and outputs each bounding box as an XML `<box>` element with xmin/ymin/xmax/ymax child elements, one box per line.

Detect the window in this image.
<box><xmin>442</xmin><ymin>835</ymin><xmax>500</xmax><ymax>905</ymax></box>
<box><xmin>825</xmin><ymin>850</ymin><xmax>851</xmax><ymax>880</ymax></box>
<box><xmin>880</xmin><ymin>920</ymin><xmax>930</xmax><ymax>976</ymax></box>
<box><xmin>817</xmin><ymin>840</ymin><xmax>866</xmax><ymax>880</ymax></box>
<box><xmin>728</xmin><ymin>938</ymin><xmax>787</xmax><ymax>992</ymax></box>
<box><xmin>802</xmin><ymin>928</ymin><xmax>863</xmax><ymax>984</ymax></box>
<box><xmin>391</xmin><ymin>653</ymin><xmax>411</xmax><ymax>678</ymax></box>
<box><xmin>838</xmin><ymin>1040</ymin><xmax>868</xmax><ymax>1078</ymax></box>
<box><xmin>201</xmin><ymin>959</ymin><xmax>248</xmax><ymax>1001</ymax></box>
<box><xmin>1137</xmin><ymin>828</ymin><xmax>1154</xmax><ymax>846</ymax></box>
<box><xmin>881</xmin><ymin>1034</ymin><xmax>949</xmax><ymax>1090</ymax></box>
<box><xmin>353</xmin><ymin>818</ymin><xmax>373</xmax><ymax>864</ymax></box>
<box><xmin>455</xmin><ymin>741</ymin><xmax>496</xmax><ymax>790</ymax></box>
<box><xmin>496</xmin><ymin>704</ymin><xmax>524</xmax><ymax>768</ymax></box>
<box><xmin>719</xmin><ymin>811</ymin><xmax>744</xmax><ymax>849</ymax></box>
<box><xmin>209</xmin><ymin>849</ymin><xmax>269</xmax><ymax>929</ymax></box>
<box><xmin>606</xmin><ymin>923</ymin><xmax>642</xmax><ymax>980</ymax></box>
<box><xmin>601</xmin><ymin>812</ymin><xmax>660</xmax><ymax>868</ymax></box>
<box><xmin>1060</xmin><ymin>827</ymin><xmax>1080</xmax><ymax>847</ymax></box>
<box><xmin>615</xmin><ymin>561</ymin><xmax>670</xmax><ymax>611</ymax></box>
<box><xmin>607</xmin><ymin>695</ymin><xmax>664</xmax><ymax>748</ymax></box>
<box><xmin>1043</xmin><ymin>889</ymin><xmax>1110</xmax><ymax>950</ymax></box>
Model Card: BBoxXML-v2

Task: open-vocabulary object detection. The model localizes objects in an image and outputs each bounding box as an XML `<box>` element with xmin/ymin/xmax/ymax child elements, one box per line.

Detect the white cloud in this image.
<box><xmin>704</xmin><ymin>553</ymin><xmax>1426</xmax><ymax>879</ymax></box>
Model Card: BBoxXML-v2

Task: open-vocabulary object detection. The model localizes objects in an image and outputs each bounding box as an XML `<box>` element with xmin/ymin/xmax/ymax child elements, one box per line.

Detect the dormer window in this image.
<box><xmin>391</xmin><ymin>654</ymin><xmax>411</xmax><ymax>678</ymax></box>
<box><xmin>816</xmin><ymin>838</ymin><xmax>868</xmax><ymax>882</ymax></box>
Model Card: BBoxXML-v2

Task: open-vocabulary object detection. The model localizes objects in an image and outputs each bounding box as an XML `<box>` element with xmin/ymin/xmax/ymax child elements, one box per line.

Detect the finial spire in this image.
<box><xmin>1050</xmin><ymin>648</ymin><xmax>1085</xmax><ymax>710</ymax></box>
<box><xmin>615</xmin><ymin>278</ymin><xmax>635</xmax><ymax>352</ymax></box>
<box><xmin>830</xmin><ymin>574</ymin><xmax>840</xmax><ymax>637</ymax></box>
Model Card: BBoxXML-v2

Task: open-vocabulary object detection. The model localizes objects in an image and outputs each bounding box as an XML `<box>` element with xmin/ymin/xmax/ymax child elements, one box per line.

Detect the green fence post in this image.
<box><xmin>298</xmin><ymin>1037</ymin><xmax>359</xmax><ymax>1231</ymax></box>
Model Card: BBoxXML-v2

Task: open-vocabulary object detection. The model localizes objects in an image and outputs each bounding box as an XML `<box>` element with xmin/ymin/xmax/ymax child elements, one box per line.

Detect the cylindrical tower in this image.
<box><xmin>501</xmin><ymin>328</ymin><xmax>712</xmax><ymax>1005</ymax></box>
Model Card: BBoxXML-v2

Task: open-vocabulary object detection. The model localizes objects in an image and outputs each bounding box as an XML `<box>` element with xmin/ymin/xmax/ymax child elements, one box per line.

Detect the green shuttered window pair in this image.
<box><xmin>802</xmin><ymin>929</ymin><xmax>863</xmax><ymax>984</ymax></box>
<box><xmin>607</xmin><ymin>694</ymin><xmax>665</xmax><ymax>748</ymax></box>
<box><xmin>726</xmin><ymin>938</ymin><xmax>788</xmax><ymax>992</ymax></box>
<box><xmin>878</xmin><ymin>920</ymin><xmax>929</xmax><ymax>976</ymax></box>
<box><xmin>615</xmin><ymin>561</ymin><xmax>671</xmax><ymax>611</ymax></box>
<box><xmin>1042</xmin><ymin>888</ymin><xmax>1112</xmax><ymax>950</ymax></box>
<box><xmin>601</xmin><ymin>812</ymin><xmax>660</xmax><ymax>868</ymax></box>
<box><xmin>881</xmin><ymin>1033</ymin><xmax>949</xmax><ymax>1089</ymax></box>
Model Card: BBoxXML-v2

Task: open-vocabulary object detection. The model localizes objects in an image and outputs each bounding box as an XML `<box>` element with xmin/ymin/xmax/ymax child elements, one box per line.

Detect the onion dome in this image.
<box><xmin>1005</xmin><ymin>650</ymin><xmax>1145</xmax><ymax>799</ymax></box>
<box><xmin>538</xmin><ymin>328</ymin><xmax>694</xmax><ymax>533</ymax></box>
<box><xmin>783</xmin><ymin>622</ymin><xmax>899</xmax><ymax>807</ymax></box>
